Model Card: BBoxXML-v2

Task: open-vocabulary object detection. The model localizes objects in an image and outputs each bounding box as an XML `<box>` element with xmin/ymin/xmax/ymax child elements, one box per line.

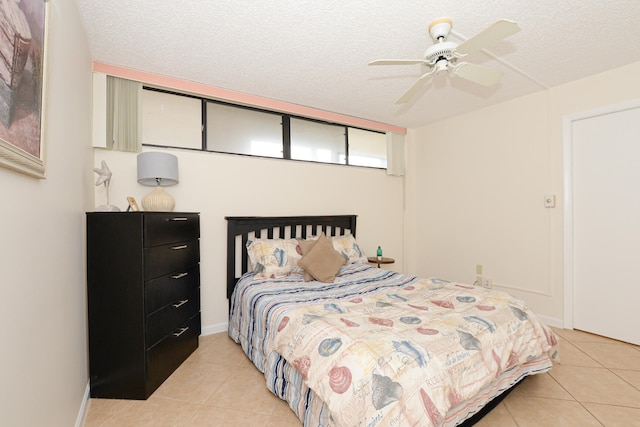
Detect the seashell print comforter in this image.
<box><xmin>229</xmin><ymin>263</ymin><xmax>559</xmax><ymax>427</ymax></box>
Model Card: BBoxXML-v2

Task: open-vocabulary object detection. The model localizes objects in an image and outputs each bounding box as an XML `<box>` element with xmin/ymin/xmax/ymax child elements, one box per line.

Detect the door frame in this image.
<box><xmin>562</xmin><ymin>98</ymin><xmax>640</xmax><ymax>329</ymax></box>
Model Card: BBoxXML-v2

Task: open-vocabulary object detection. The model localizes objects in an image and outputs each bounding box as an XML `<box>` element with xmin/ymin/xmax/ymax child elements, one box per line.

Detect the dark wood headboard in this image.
<box><xmin>225</xmin><ymin>215</ymin><xmax>358</xmax><ymax>301</ymax></box>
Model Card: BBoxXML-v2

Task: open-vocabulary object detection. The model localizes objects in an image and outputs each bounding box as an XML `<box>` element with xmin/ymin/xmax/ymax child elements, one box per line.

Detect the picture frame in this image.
<box><xmin>127</xmin><ymin>197</ymin><xmax>140</xmax><ymax>212</ymax></box>
<box><xmin>0</xmin><ymin>0</ymin><xmax>49</xmax><ymax>178</ymax></box>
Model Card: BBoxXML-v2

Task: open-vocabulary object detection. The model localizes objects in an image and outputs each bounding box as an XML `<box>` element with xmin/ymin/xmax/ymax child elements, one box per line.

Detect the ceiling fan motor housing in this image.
<box><xmin>423</xmin><ymin>41</ymin><xmax>459</xmax><ymax>66</ymax></box>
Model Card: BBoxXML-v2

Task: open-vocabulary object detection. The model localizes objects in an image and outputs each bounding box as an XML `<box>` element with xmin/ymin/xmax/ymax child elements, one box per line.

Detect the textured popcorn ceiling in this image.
<box><xmin>75</xmin><ymin>0</ymin><xmax>640</xmax><ymax>129</ymax></box>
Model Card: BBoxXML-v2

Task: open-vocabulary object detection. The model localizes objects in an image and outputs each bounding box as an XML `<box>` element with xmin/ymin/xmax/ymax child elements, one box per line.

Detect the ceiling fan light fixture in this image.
<box><xmin>434</xmin><ymin>59</ymin><xmax>448</xmax><ymax>74</ymax></box>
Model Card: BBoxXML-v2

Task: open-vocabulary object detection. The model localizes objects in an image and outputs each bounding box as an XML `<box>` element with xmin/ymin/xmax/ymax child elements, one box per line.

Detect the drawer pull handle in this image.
<box><xmin>172</xmin><ymin>299</ymin><xmax>189</xmax><ymax>308</ymax></box>
<box><xmin>173</xmin><ymin>327</ymin><xmax>189</xmax><ymax>337</ymax></box>
<box><xmin>172</xmin><ymin>272</ymin><xmax>188</xmax><ymax>279</ymax></box>
<box><xmin>171</xmin><ymin>217</ymin><xmax>188</xmax><ymax>221</ymax></box>
<box><xmin>171</xmin><ymin>245</ymin><xmax>188</xmax><ymax>250</ymax></box>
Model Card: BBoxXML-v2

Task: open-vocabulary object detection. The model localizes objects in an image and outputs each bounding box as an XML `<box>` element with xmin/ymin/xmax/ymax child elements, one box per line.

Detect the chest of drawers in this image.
<box><xmin>86</xmin><ymin>212</ymin><xmax>201</xmax><ymax>399</ymax></box>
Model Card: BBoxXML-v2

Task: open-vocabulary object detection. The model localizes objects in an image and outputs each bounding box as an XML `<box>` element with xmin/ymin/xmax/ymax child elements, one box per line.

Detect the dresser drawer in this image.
<box><xmin>147</xmin><ymin>313</ymin><xmax>200</xmax><ymax>394</ymax></box>
<box><xmin>146</xmin><ymin>288</ymin><xmax>200</xmax><ymax>347</ymax></box>
<box><xmin>144</xmin><ymin>239</ymin><xmax>199</xmax><ymax>280</ymax></box>
<box><xmin>144</xmin><ymin>213</ymin><xmax>199</xmax><ymax>247</ymax></box>
<box><xmin>145</xmin><ymin>265</ymin><xmax>200</xmax><ymax>315</ymax></box>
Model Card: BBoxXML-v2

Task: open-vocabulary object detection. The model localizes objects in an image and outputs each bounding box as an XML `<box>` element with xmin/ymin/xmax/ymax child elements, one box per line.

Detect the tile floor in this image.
<box><xmin>84</xmin><ymin>328</ymin><xmax>640</xmax><ymax>426</ymax></box>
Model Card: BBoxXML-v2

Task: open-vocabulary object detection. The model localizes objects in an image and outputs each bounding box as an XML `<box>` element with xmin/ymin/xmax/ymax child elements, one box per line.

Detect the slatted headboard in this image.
<box><xmin>225</xmin><ymin>215</ymin><xmax>358</xmax><ymax>301</ymax></box>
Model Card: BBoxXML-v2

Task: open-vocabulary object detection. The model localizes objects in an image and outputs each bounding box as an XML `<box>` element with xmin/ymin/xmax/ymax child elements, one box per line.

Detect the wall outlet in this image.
<box><xmin>483</xmin><ymin>278</ymin><xmax>492</xmax><ymax>289</ymax></box>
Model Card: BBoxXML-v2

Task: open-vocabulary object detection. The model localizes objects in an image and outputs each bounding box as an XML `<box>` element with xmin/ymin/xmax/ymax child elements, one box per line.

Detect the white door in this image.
<box><xmin>570</xmin><ymin>105</ymin><xmax>640</xmax><ymax>345</ymax></box>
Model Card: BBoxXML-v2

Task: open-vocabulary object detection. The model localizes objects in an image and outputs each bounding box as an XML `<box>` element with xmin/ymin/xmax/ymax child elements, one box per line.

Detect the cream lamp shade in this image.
<box><xmin>136</xmin><ymin>152</ymin><xmax>179</xmax><ymax>211</ymax></box>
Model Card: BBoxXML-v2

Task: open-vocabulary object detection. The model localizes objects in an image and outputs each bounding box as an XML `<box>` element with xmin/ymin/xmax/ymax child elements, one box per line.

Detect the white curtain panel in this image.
<box><xmin>386</xmin><ymin>132</ymin><xmax>405</xmax><ymax>176</ymax></box>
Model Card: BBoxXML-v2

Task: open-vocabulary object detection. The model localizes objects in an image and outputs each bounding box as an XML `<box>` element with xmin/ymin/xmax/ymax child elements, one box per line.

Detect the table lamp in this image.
<box><xmin>136</xmin><ymin>152</ymin><xmax>179</xmax><ymax>211</ymax></box>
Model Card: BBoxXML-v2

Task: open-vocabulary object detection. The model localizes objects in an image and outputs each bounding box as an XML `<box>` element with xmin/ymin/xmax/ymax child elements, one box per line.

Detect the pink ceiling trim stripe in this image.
<box><xmin>93</xmin><ymin>61</ymin><xmax>406</xmax><ymax>135</ymax></box>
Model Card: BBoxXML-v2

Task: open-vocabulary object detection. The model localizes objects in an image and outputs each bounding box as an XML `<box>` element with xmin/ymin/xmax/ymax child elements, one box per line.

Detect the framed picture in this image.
<box><xmin>0</xmin><ymin>0</ymin><xmax>49</xmax><ymax>178</ymax></box>
<box><xmin>127</xmin><ymin>197</ymin><xmax>140</xmax><ymax>212</ymax></box>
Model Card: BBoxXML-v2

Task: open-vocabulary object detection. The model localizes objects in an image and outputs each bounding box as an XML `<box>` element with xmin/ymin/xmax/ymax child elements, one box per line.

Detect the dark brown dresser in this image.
<box><xmin>86</xmin><ymin>212</ymin><xmax>201</xmax><ymax>399</ymax></box>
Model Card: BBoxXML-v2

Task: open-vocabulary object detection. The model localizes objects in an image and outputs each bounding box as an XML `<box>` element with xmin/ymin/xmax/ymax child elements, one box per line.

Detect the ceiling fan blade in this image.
<box><xmin>455</xmin><ymin>19</ymin><xmax>520</xmax><ymax>56</ymax></box>
<box><xmin>369</xmin><ymin>59</ymin><xmax>429</xmax><ymax>66</ymax></box>
<box><xmin>452</xmin><ymin>62</ymin><xmax>504</xmax><ymax>86</ymax></box>
<box><xmin>395</xmin><ymin>70</ymin><xmax>436</xmax><ymax>104</ymax></box>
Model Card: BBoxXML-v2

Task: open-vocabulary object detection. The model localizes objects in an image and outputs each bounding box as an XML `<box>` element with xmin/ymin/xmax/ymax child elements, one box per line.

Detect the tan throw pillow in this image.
<box><xmin>298</xmin><ymin>233</ymin><xmax>345</xmax><ymax>283</ymax></box>
<box><xmin>298</xmin><ymin>238</ymin><xmax>319</xmax><ymax>281</ymax></box>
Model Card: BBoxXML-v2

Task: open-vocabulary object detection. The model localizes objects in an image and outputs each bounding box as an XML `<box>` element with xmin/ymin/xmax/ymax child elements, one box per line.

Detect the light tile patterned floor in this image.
<box><xmin>84</xmin><ymin>328</ymin><xmax>640</xmax><ymax>426</ymax></box>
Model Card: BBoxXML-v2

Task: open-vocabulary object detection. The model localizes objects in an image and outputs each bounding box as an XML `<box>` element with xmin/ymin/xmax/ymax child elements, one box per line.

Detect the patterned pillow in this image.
<box><xmin>331</xmin><ymin>234</ymin><xmax>368</xmax><ymax>264</ymax></box>
<box><xmin>246</xmin><ymin>238</ymin><xmax>303</xmax><ymax>279</ymax></box>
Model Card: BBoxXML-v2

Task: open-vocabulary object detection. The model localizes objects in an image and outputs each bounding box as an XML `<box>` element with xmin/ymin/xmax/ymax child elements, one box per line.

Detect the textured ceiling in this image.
<box><xmin>75</xmin><ymin>0</ymin><xmax>640</xmax><ymax>129</ymax></box>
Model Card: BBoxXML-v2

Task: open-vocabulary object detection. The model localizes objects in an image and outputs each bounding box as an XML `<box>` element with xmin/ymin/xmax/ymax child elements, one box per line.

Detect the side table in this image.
<box><xmin>367</xmin><ymin>256</ymin><xmax>395</xmax><ymax>268</ymax></box>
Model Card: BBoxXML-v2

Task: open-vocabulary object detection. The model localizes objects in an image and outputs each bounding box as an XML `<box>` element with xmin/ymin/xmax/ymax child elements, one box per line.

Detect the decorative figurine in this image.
<box><xmin>93</xmin><ymin>160</ymin><xmax>121</xmax><ymax>211</ymax></box>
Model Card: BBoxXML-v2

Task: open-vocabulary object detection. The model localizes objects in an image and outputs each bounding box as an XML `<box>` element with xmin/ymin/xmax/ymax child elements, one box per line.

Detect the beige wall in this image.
<box><xmin>95</xmin><ymin>60</ymin><xmax>640</xmax><ymax>330</ymax></box>
<box><xmin>93</xmin><ymin>148</ymin><xmax>405</xmax><ymax>329</ymax></box>
<box><xmin>406</xmin><ymin>60</ymin><xmax>640</xmax><ymax>324</ymax></box>
<box><xmin>0</xmin><ymin>1</ymin><xmax>93</xmax><ymax>426</ymax></box>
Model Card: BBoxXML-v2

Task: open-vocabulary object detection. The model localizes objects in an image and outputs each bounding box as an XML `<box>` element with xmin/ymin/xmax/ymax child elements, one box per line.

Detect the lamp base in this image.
<box><xmin>141</xmin><ymin>186</ymin><xmax>175</xmax><ymax>212</ymax></box>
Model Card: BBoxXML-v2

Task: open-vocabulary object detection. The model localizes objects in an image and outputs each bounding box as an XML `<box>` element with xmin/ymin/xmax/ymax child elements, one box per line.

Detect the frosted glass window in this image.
<box><xmin>141</xmin><ymin>89</ymin><xmax>202</xmax><ymax>149</ymax></box>
<box><xmin>291</xmin><ymin>118</ymin><xmax>346</xmax><ymax>164</ymax></box>
<box><xmin>348</xmin><ymin>128</ymin><xmax>387</xmax><ymax>168</ymax></box>
<box><xmin>206</xmin><ymin>102</ymin><xmax>282</xmax><ymax>157</ymax></box>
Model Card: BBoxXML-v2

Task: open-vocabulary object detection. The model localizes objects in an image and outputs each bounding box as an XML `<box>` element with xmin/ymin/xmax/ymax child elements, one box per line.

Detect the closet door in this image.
<box><xmin>571</xmin><ymin>105</ymin><xmax>640</xmax><ymax>345</ymax></box>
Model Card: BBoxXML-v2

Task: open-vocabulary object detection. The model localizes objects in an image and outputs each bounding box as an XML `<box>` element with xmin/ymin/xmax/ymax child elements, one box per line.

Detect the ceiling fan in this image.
<box><xmin>369</xmin><ymin>18</ymin><xmax>521</xmax><ymax>104</ymax></box>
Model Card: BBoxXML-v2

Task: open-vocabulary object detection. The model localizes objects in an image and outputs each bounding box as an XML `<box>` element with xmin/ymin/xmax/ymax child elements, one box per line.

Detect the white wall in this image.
<box><xmin>93</xmin><ymin>148</ymin><xmax>405</xmax><ymax>330</ymax></box>
<box><xmin>406</xmin><ymin>60</ymin><xmax>640</xmax><ymax>324</ymax></box>
<box><xmin>0</xmin><ymin>1</ymin><xmax>93</xmax><ymax>426</ymax></box>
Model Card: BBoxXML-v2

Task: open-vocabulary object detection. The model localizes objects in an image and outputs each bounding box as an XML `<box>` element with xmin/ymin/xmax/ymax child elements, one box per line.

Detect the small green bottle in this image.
<box><xmin>376</xmin><ymin>246</ymin><xmax>382</xmax><ymax>261</ymax></box>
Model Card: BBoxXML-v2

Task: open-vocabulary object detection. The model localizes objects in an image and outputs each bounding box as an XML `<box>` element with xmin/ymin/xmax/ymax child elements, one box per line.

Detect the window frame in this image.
<box><xmin>141</xmin><ymin>86</ymin><xmax>386</xmax><ymax>170</ymax></box>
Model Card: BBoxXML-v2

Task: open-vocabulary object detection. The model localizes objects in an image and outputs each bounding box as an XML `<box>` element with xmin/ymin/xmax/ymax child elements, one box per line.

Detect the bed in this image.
<box><xmin>226</xmin><ymin>215</ymin><xmax>558</xmax><ymax>426</ymax></box>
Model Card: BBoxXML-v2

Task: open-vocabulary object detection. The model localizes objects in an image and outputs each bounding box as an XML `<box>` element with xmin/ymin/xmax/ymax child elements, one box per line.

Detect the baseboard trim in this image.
<box><xmin>75</xmin><ymin>382</ymin><xmax>90</xmax><ymax>427</ymax></box>
<box><xmin>201</xmin><ymin>321</ymin><xmax>228</xmax><ymax>336</ymax></box>
<box><xmin>536</xmin><ymin>314</ymin><xmax>563</xmax><ymax>329</ymax></box>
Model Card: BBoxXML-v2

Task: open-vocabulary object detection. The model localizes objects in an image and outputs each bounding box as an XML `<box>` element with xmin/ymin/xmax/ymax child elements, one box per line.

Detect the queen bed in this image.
<box><xmin>226</xmin><ymin>215</ymin><xmax>558</xmax><ymax>426</ymax></box>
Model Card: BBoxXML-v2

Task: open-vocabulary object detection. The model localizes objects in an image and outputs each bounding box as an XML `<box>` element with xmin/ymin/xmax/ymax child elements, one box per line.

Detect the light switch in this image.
<box><xmin>544</xmin><ymin>194</ymin><xmax>556</xmax><ymax>208</ymax></box>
